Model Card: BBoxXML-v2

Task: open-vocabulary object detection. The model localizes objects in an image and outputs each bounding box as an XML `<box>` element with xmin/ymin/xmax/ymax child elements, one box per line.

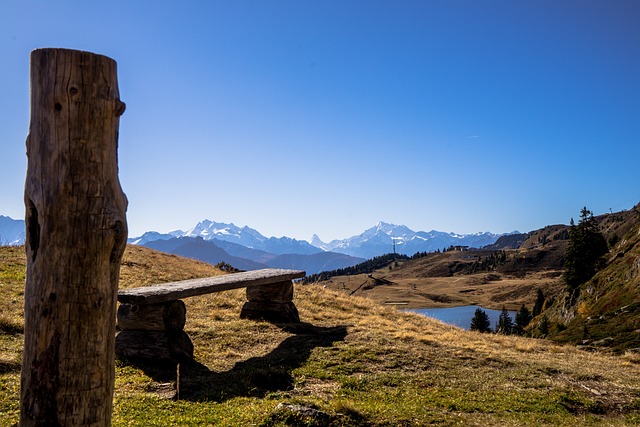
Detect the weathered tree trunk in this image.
<box><xmin>21</xmin><ymin>48</ymin><xmax>127</xmax><ymax>427</ymax></box>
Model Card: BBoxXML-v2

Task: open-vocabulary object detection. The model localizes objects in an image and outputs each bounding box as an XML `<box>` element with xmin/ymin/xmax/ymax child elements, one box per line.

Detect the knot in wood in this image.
<box><xmin>115</xmin><ymin>99</ymin><xmax>126</xmax><ymax>116</ymax></box>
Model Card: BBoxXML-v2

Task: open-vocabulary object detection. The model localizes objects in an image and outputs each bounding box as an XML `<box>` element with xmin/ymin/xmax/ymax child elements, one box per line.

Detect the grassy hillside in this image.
<box><xmin>545</xmin><ymin>206</ymin><xmax>640</xmax><ymax>353</ymax></box>
<box><xmin>315</xmin><ymin>245</ymin><xmax>566</xmax><ymax>311</ymax></box>
<box><xmin>1</xmin><ymin>245</ymin><xmax>640</xmax><ymax>425</ymax></box>
<box><xmin>313</xmin><ymin>206</ymin><xmax>640</xmax><ymax>355</ymax></box>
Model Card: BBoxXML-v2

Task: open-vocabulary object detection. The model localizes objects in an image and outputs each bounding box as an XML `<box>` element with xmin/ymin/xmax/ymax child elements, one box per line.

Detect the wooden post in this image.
<box><xmin>21</xmin><ymin>48</ymin><xmax>127</xmax><ymax>426</ymax></box>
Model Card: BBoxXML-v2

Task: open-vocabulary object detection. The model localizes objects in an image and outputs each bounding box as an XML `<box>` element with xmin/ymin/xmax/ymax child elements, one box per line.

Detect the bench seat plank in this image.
<box><xmin>117</xmin><ymin>268</ymin><xmax>305</xmax><ymax>305</ymax></box>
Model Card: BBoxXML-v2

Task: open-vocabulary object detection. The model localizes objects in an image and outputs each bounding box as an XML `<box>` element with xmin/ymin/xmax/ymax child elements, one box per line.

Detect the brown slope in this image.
<box><xmin>317</xmin><ymin>246</ymin><xmax>566</xmax><ymax>310</ymax></box>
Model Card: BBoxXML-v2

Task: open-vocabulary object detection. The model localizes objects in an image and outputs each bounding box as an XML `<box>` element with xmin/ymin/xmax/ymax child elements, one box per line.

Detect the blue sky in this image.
<box><xmin>1</xmin><ymin>1</ymin><xmax>639</xmax><ymax>241</ymax></box>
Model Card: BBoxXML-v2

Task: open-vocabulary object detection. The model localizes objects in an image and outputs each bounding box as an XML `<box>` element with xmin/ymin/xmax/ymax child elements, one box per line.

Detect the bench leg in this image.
<box><xmin>115</xmin><ymin>300</ymin><xmax>193</xmax><ymax>363</ymax></box>
<box><xmin>240</xmin><ymin>280</ymin><xmax>300</xmax><ymax>323</ymax></box>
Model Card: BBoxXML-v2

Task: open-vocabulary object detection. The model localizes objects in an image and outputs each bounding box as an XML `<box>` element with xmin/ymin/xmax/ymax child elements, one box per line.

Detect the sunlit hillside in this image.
<box><xmin>1</xmin><ymin>245</ymin><xmax>640</xmax><ymax>426</ymax></box>
<box><xmin>546</xmin><ymin>205</ymin><xmax>640</xmax><ymax>353</ymax></box>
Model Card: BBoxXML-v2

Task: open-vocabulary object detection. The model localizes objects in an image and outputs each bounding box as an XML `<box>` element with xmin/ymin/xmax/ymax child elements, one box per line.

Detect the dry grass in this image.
<box><xmin>1</xmin><ymin>245</ymin><xmax>640</xmax><ymax>426</ymax></box>
<box><xmin>314</xmin><ymin>246</ymin><xmax>568</xmax><ymax>312</ymax></box>
<box><xmin>119</xmin><ymin>244</ymin><xmax>224</xmax><ymax>289</ymax></box>
<box><xmin>321</xmin><ymin>268</ymin><xmax>563</xmax><ymax>311</ymax></box>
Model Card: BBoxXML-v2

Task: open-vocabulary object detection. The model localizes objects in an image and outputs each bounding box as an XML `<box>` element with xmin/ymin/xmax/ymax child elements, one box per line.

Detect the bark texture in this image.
<box><xmin>21</xmin><ymin>48</ymin><xmax>127</xmax><ymax>427</ymax></box>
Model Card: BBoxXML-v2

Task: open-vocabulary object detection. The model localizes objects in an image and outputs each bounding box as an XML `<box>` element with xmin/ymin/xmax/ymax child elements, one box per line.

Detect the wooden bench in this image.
<box><xmin>115</xmin><ymin>268</ymin><xmax>305</xmax><ymax>363</ymax></box>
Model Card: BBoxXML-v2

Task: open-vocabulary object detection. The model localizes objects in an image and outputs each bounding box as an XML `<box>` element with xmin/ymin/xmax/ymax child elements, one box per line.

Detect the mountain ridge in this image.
<box><xmin>0</xmin><ymin>215</ymin><xmax>508</xmax><ymax>254</ymax></box>
<box><xmin>0</xmin><ymin>216</ymin><xmax>507</xmax><ymax>273</ymax></box>
<box><xmin>0</xmin><ymin>215</ymin><xmax>25</xmax><ymax>246</ymax></box>
<box><xmin>129</xmin><ymin>220</ymin><xmax>507</xmax><ymax>274</ymax></box>
<box><xmin>311</xmin><ymin>221</ymin><xmax>506</xmax><ymax>259</ymax></box>
<box><xmin>186</xmin><ymin>219</ymin><xmax>323</xmax><ymax>255</ymax></box>
<box><xmin>140</xmin><ymin>236</ymin><xmax>364</xmax><ymax>275</ymax></box>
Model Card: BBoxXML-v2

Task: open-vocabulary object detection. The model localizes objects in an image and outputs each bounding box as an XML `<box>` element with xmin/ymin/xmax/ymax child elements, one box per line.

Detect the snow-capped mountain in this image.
<box><xmin>0</xmin><ymin>216</ymin><xmax>25</xmax><ymax>246</ymax></box>
<box><xmin>4</xmin><ymin>213</ymin><xmax>506</xmax><ymax>262</ymax></box>
<box><xmin>183</xmin><ymin>220</ymin><xmax>265</xmax><ymax>247</ymax></box>
<box><xmin>2</xmin><ymin>212</ymin><xmax>507</xmax><ymax>273</ymax></box>
<box><xmin>141</xmin><ymin>236</ymin><xmax>364</xmax><ymax>274</ymax></box>
<box><xmin>130</xmin><ymin>220</ymin><xmax>321</xmax><ymax>256</ymax></box>
<box><xmin>128</xmin><ymin>230</ymin><xmax>184</xmax><ymax>245</ymax></box>
<box><xmin>311</xmin><ymin>221</ymin><xmax>503</xmax><ymax>259</ymax></box>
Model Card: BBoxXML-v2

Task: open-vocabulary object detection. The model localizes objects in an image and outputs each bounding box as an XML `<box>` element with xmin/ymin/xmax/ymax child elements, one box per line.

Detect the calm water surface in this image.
<box><xmin>406</xmin><ymin>306</ymin><xmax>517</xmax><ymax>330</ymax></box>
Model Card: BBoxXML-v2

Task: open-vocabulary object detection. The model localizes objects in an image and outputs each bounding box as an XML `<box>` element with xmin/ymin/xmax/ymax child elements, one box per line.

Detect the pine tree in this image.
<box><xmin>563</xmin><ymin>207</ymin><xmax>608</xmax><ymax>292</ymax></box>
<box><xmin>470</xmin><ymin>308</ymin><xmax>491</xmax><ymax>333</ymax></box>
<box><xmin>532</xmin><ymin>289</ymin><xmax>545</xmax><ymax>317</ymax></box>
<box><xmin>495</xmin><ymin>307</ymin><xmax>514</xmax><ymax>335</ymax></box>
<box><xmin>538</xmin><ymin>315</ymin><xmax>550</xmax><ymax>336</ymax></box>
<box><xmin>514</xmin><ymin>305</ymin><xmax>532</xmax><ymax>335</ymax></box>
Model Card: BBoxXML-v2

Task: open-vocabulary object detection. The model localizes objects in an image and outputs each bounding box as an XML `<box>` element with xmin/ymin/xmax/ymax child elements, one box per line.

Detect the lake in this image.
<box><xmin>405</xmin><ymin>305</ymin><xmax>517</xmax><ymax>330</ymax></box>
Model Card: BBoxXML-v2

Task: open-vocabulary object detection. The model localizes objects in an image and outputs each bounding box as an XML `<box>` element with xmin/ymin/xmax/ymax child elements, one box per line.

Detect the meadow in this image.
<box><xmin>1</xmin><ymin>245</ymin><xmax>640</xmax><ymax>426</ymax></box>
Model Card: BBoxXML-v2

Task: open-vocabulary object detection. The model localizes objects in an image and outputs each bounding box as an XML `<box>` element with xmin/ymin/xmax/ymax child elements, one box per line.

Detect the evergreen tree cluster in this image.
<box><xmin>302</xmin><ymin>251</ymin><xmax>435</xmax><ymax>283</ymax></box>
<box><xmin>554</xmin><ymin>228</ymin><xmax>570</xmax><ymax>241</ymax></box>
<box><xmin>532</xmin><ymin>289</ymin><xmax>545</xmax><ymax>317</ymax></box>
<box><xmin>563</xmin><ymin>207</ymin><xmax>609</xmax><ymax>292</ymax></box>
<box><xmin>513</xmin><ymin>306</ymin><xmax>532</xmax><ymax>335</ymax></box>
<box><xmin>495</xmin><ymin>307</ymin><xmax>515</xmax><ymax>334</ymax></box>
<box><xmin>470</xmin><ymin>305</ymin><xmax>533</xmax><ymax>335</ymax></box>
<box><xmin>469</xmin><ymin>289</ymin><xmax>555</xmax><ymax>337</ymax></box>
<box><xmin>470</xmin><ymin>308</ymin><xmax>491</xmax><ymax>333</ymax></box>
<box><xmin>409</xmin><ymin>251</ymin><xmax>432</xmax><ymax>260</ymax></box>
<box><xmin>537</xmin><ymin>228</ymin><xmax>570</xmax><ymax>245</ymax></box>
<box><xmin>464</xmin><ymin>251</ymin><xmax>507</xmax><ymax>274</ymax></box>
<box><xmin>303</xmin><ymin>252</ymin><xmax>419</xmax><ymax>284</ymax></box>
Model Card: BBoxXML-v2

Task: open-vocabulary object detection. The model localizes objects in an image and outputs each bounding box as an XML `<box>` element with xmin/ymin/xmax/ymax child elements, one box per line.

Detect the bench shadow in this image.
<box><xmin>122</xmin><ymin>322</ymin><xmax>348</xmax><ymax>402</ymax></box>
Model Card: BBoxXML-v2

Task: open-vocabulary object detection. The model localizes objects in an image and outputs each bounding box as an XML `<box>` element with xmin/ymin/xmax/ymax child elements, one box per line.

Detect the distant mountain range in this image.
<box><xmin>0</xmin><ymin>215</ymin><xmax>25</xmax><ymax>246</ymax></box>
<box><xmin>0</xmin><ymin>216</ymin><xmax>507</xmax><ymax>274</ymax></box>
<box><xmin>311</xmin><ymin>221</ymin><xmax>507</xmax><ymax>259</ymax></box>
<box><xmin>131</xmin><ymin>219</ymin><xmax>321</xmax><ymax>255</ymax></box>
<box><xmin>129</xmin><ymin>220</ymin><xmax>366</xmax><ymax>274</ymax></box>
<box><xmin>142</xmin><ymin>236</ymin><xmax>366</xmax><ymax>274</ymax></box>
